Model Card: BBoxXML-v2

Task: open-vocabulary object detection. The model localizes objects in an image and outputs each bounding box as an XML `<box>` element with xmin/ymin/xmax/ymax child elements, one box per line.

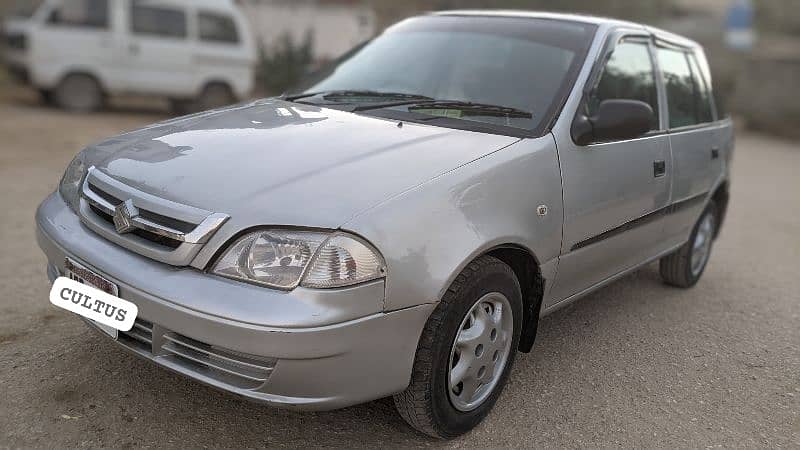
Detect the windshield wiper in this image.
<box><xmin>285</xmin><ymin>90</ymin><xmax>433</xmax><ymax>103</ymax></box>
<box><xmin>406</xmin><ymin>101</ymin><xmax>533</xmax><ymax>119</ymax></box>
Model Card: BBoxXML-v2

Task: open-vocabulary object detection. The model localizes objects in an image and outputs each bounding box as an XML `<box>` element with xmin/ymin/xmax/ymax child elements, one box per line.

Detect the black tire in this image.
<box><xmin>169</xmin><ymin>98</ymin><xmax>195</xmax><ymax>117</ymax></box>
<box><xmin>660</xmin><ymin>201</ymin><xmax>718</xmax><ymax>288</ymax></box>
<box><xmin>394</xmin><ymin>255</ymin><xmax>523</xmax><ymax>439</ymax></box>
<box><xmin>38</xmin><ymin>88</ymin><xmax>54</xmax><ymax>105</ymax></box>
<box><xmin>53</xmin><ymin>73</ymin><xmax>104</xmax><ymax>112</ymax></box>
<box><xmin>196</xmin><ymin>83</ymin><xmax>235</xmax><ymax>112</ymax></box>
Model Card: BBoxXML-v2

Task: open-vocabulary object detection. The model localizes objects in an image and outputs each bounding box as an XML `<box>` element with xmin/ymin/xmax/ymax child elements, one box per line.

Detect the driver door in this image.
<box><xmin>548</xmin><ymin>33</ymin><xmax>673</xmax><ymax>305</ymax></box>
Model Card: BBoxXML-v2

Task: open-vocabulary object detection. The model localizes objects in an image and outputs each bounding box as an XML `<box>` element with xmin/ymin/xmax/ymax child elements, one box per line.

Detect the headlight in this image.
<box><xmin>59</xmin><ymin>153</ymin><xmax>88</xmax><ymax>213</ymax></box>
<box><xmin>212</xmin><ymin>230</ymin><xmax>386</xmax><ymax>290</ymax></box>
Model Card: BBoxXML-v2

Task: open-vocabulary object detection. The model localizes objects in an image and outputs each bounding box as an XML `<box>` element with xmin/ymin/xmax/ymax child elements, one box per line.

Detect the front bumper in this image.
<box><xmin>36</xmin><ymin>192</ymin><xmax>434</xmax><ymax>410</ymax></box>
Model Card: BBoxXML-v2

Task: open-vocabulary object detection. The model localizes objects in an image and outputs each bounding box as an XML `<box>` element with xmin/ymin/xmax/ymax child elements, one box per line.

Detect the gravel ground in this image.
<box><xmin>0</xmin><ymin>95</ymin><xmax>798</xmax><ymax>449</ymax></box>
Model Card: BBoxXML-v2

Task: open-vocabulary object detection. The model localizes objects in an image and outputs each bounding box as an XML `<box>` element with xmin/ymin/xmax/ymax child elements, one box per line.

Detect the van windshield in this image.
<box><xmin>9</xmin><ymin>0</ymin><xmax>45</xmax><ymax>18</ymax></box>
<box><xmin>294</xmin><ymin>16</ymin><xmax>597</xmax><ymax>136</ymax></box>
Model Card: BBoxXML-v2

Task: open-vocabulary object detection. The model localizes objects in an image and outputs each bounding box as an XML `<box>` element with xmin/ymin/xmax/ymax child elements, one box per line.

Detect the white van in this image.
<box><xmin>2</xmin><ymin>0</ymin><xmax>257</xmax><ymax>112</ymax></box>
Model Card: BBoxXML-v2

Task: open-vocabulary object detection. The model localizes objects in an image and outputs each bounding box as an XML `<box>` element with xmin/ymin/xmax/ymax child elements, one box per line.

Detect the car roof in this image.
<box><xmin>432</xmin><ymin>10</ymin><xmax>700</xmax><ymax>49</ymax></box>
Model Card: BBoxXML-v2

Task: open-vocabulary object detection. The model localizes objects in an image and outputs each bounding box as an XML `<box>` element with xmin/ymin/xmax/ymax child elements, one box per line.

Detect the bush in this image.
<box><xmin>257</xmin><ymin>31</ymin><xmax>314</xmax><ymax>96</ymax></box>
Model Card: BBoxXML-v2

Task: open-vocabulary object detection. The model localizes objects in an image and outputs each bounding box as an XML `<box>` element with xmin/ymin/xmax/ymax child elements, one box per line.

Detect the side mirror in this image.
<box><xmin>572</xmin><ymin>99</ymin><xmax>654</xmax><ymax>146</ymax></box>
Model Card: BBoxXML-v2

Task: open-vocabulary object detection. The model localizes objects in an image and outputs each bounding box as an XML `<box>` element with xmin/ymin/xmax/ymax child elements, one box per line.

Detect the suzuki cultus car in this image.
<box><xmin>37</xmin><ymin>11</ymin><xmax>733</xmax><ymax>438</ymax></box>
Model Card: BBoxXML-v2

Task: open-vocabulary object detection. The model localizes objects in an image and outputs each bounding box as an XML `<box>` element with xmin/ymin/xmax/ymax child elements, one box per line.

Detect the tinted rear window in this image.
<box><xmin>131</xmin><ymin>0</ymin><xmax>187</xmax><ymax>39</ymax></box>
<box><xmin>198</xmin><ymin>12</ymin><xmax>240</xmax><ymax>44</ymax></box>
<box><xmin>657</xmin><ymin>47</ymin><xmax>705</xmax><ymax>128</ymax></box>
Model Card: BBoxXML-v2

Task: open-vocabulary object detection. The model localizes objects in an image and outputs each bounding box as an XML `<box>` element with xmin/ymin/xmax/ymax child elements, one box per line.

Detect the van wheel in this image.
<box><xmin>660</xmin><ymin>201</ymin><xmax>718</xmax><ymax>288</ymax></box>
<box><xmin>394</xmin><ymin>256</ymin><xmax>522</xmax><ymax>439</ymax></box>
<box><xmin>196</xmin><ymin>83</ymin><xmax>235</xmax><ymax>112</ymax></box>
<box><xmin>53</xmin><ymin>74</ymin><xmax>104</xmax><ymax>112</ymax></box>
<box><xmin>169</xmin><ymin>99</ymin><xmax>195</xmax><ymax>117</ymax></box>
<box><xmin>38</xmin><ymin>89</ymin><xmax>54</xmax><ymax>105</ymax></box>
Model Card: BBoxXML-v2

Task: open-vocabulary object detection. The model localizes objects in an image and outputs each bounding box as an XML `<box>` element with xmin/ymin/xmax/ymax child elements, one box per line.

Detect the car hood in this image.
<box><xmin>84</xmin><ymin>99</ymin><xmax>519</xmax><ymax>229</ymax></box>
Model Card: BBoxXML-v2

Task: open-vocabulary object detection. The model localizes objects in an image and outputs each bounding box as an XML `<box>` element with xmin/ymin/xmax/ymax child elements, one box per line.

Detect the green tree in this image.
<box><xmin>258</xmin><ymin>31</ymin><xmax>315</xmax><ymax>96</ymax></box>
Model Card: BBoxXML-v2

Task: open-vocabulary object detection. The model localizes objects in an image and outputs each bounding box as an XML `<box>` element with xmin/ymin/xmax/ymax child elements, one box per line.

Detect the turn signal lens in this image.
<box><xmin>301</xmin><ymin>235</ymin><xmax>386</xmax><ymax>289</ymax></box>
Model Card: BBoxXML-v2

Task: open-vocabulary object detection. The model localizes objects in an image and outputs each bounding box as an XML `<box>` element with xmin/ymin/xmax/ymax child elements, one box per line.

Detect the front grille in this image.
<box><xmin>114</xmin><ymin>318</ymin><xmax>275</xmax><ymax>389</ymax></box>
<box><xmin>87</xmin><ymin>185</ymin><xmax>186</xmax><ymax>250</ymax></box>
<box><xmin>78</xmin><ymin>167</ymin><xmax>229</xmax><ymax>266</ymax></box>
<box><xmin>90</xmin><ymin>204</ymin><xmax>182</xmax><ymax>249</ymax></box>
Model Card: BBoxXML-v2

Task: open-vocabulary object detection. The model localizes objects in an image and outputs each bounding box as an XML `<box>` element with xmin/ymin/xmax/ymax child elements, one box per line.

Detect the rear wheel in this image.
<box><xmin>38</xmin><ymin>89</ymin><xmax>54</xmax><ymax>105</ymax></box>
<box><xmin>53</xmin><ymin>73</ymin><xmax>104</xmax><ymax>112</ymax></box>
<box><xmin>196</xmin><ymin>83</ymin><xmax>235</xmax><ymax>112</ymax></box>
<box><xmin>660</xmin><ymin>202</ymin><xmax>718</xmax><ymax>288</ymax></box>
<box><xmin>394</xmin><ymin>256</ymin><xmax>522</xmax><ymax>438</ymax></box>
<box><xmin>169</xmin><ymin>98</ymin><xmax>195</xmax><ymax>117</ymax></box>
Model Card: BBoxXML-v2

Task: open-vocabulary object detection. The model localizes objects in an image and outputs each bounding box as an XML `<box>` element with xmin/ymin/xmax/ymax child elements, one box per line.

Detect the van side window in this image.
<box><xmin>588</xmin><ymin>40</ymin><xmax>660</xmax><ymax>131</ymax></box>
<box><xmin>131</xmin><ymin>0</ymin><xmax>187</xmax><ymax>39</ymax></box>
<box><xmin>48</xmin><ymin>0</ymin><xmax>109</xmax><ymax>29</ymax></box>
<box><xmin>656</xmin><ymin>47</ymin><xmax>711</xmax><ymax>128</ymax></box>
<box><xmin>198</xmin><ymin>12</ymin><xmax>240</xmax><ymax>44</ymax></box>
<box><xmin>687</xmin><ymin>54</ymin><xmax>715</xmax><ymax>123</ymax></box>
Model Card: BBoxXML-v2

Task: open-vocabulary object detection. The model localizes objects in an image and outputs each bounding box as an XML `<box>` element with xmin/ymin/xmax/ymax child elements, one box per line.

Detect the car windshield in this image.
<box><xmin>8</xmin><ymin>0</ymin><xmax>45</xmax><ymax>18</ymax></box>
<box><xmin>295</xmin><ymin>16</ymin><xmax>597</xmax><ymax>136</ymax></box>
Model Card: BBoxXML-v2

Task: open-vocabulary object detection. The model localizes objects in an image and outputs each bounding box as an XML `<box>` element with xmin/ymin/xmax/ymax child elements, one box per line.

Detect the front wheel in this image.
<box><xmin>660</xmin><ymin>201</ymin><xmax>718</xmax><ymax>288</ymax></box>
<box><xmin>53</xmin><ymin>73</ymin><xmax>104</xmax><ymax>112</ymax></box>
<box><xmin>394</xmin><ymin>256</ymin><xmax>523</xmax><ymax>438</ymax></box>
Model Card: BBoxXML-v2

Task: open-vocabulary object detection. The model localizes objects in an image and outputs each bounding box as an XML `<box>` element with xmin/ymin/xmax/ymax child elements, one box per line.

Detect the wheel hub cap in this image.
<box><xmin>691</xmin><ymin>213</ymin><xmax>715</xmax><ymax>277</ymax></box>
<box><xmin>448</xmin><ymin>292</ymin><xmax>514</xmax><ymax>412</ymax></box>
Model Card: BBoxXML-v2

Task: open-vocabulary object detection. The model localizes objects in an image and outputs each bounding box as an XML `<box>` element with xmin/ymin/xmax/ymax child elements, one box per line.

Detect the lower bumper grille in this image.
<box><xmin>119</xmin><ymin>319</ymin><xmax>153</xmax><ymax>351</ymax></box>
<box><xmin>161</xmin><ymin>333</ymin><xmax>275</xmax><ymax>389</ymax></box>
<box><xmin>114</xmin><ymin>318</ymin><xmax>276</xmax><ymax>390</ymax></box>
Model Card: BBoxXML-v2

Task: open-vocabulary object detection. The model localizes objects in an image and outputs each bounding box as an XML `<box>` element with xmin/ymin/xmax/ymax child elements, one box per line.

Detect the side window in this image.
<box><xmin>589</xmin><ymin>40</ymin><xmax>660</xmax><ymax>131</ymax></box>
<box><xmin>48</xmin><ymin>0</ymin><xmax>109</xmax><ymax>29</ymax></box>
<box><xmin>656</xmin><ymin>47</ymin><xmax>712</xmax><ymax>128</ymax></box>
<box><xmin>688</xmin><ymin>54</ymin><xmax>715</xmax><ymax>123</ymax></box>
<box><xmin>198</xmin><ymin>12</ymin><xmax>240</xmax><ymax>44</ymax></box>
<box><xmin>131</xmin><ymin>0</ymin><xmax>187</xmax><ymax>39</ymax></box>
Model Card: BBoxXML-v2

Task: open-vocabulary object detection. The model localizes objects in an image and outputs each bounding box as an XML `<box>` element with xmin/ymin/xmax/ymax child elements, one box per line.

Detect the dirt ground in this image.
<box><xmin>0</xmin><ymin>90</ymin><xmax>798</xmax><ymax>448</ymax></box>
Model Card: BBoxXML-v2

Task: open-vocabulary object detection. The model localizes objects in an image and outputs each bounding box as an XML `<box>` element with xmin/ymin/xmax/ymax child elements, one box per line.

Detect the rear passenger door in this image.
<box><xmin>121</xmin><ymin>0</ymin><xmax>194</xmax><ymax>97</ymax></box>
<box><xmin>656</xmin><ymin>44</ymin><xmax>722</xmax><ymax>244</ymax></box>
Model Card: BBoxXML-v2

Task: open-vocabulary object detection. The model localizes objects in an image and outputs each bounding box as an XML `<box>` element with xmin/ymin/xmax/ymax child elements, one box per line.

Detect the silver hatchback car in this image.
<box><xmin>37</xmin><ymin>11</ymin><xmax>733</xmax><ymax>438</ymax></box>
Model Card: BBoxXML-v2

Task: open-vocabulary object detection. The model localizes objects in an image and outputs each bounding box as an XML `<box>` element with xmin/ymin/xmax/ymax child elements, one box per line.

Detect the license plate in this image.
<box><xmin>50</xmin><ymin>259</ymin><xmax>138</xmax><ymax>336</ymax></box>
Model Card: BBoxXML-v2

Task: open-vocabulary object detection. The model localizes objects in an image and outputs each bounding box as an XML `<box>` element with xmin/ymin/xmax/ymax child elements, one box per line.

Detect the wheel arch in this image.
<box><xmin>710</xmin><ymin>180</ymin><xmax>730</xmax><ymax>238</ymax></box>
<box><xmin>199</xmin><ymin>78</ymin><xmax>236</xmax><ymax>97</ymax></box>
<box><xmin>56</xmin><ymin>69</ymin><xmax>107</xmax><ymax>94</ymax></box>
<box><xmin>482</xmin><ymin>244</ymin><xmax>544</xmax><ymax>353</ymax></box>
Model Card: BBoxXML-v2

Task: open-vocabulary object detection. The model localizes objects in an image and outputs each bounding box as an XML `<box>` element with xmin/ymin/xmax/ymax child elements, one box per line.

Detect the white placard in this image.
<box><xmin>50</xmin><ymin>277</ymin><xmax>138</xmax><ymax>332</ymax></box>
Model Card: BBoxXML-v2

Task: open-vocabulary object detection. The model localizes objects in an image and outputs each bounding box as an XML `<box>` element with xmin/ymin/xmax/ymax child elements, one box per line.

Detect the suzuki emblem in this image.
<box><xmin>113</xmin><ymin>199</ymin><xmax>139</xmax><ymax>234</ymax></box>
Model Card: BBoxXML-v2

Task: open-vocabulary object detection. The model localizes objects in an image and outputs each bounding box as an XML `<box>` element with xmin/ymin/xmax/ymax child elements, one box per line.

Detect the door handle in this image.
<box><xmin>711</xmin><ymin>147</ymin><xmax>720</xmax><ymax>159</ymax></box>
<box><xmin>653</xmin><ymin>160</ymin><xmax>666</xmax><ymax>178</ymax></box>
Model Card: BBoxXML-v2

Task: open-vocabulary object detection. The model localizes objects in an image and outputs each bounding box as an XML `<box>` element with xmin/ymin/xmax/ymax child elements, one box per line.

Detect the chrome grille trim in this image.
<box><xmin>78</xmin><ymin>167</ymin><xmax>229</xmax><ymax>266</ymax></box>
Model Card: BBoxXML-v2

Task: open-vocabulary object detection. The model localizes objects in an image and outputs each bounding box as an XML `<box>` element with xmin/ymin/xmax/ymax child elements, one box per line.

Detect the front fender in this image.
<box><xmin>344</xmin><ymin>135</ymin><xmax>564</xmax><ymax>312</ymax></box>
